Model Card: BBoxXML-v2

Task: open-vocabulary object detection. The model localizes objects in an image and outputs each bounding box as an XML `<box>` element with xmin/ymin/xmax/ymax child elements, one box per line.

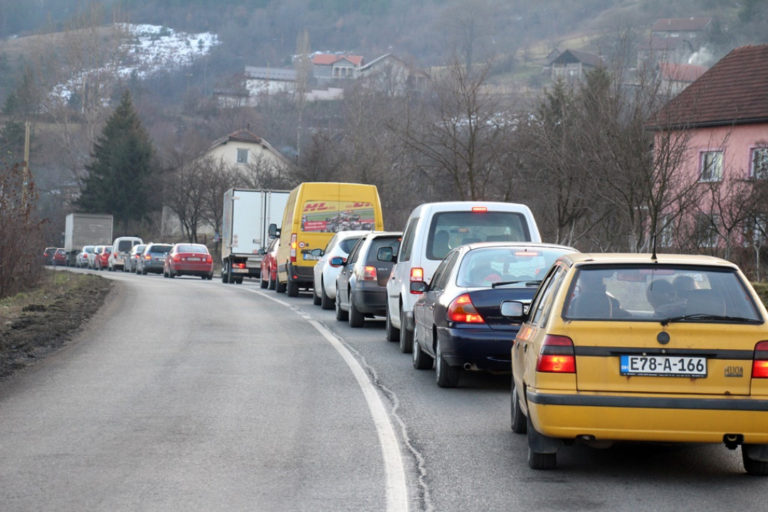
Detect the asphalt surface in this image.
<box><xmin>1</xmin><ymin>270</ymin><xmax>767</xmax><ymax>511</ymax></box>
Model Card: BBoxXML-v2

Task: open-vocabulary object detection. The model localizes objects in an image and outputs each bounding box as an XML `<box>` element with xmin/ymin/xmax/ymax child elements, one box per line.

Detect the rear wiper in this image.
<box><xmin>492</xmin><ymin>280</ymin><xmax>541</xmax><ymax>288</ymax></box>
<box><xmin>660</xmin><ymin>314</ymin><xmax>755</xmax><ymax>326</ymax></box>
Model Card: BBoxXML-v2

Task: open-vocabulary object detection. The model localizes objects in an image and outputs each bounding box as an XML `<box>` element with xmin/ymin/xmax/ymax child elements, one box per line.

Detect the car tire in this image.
<box><xmin>335</xmin><ymin>294</ymin><xmax>348</xmax><ymax>321</ymax></box>
<box><xmin>313</xmin><ymin>289</ymin><xmax>321</xmax><ymax>305</ymax></box>
<box><xmin>385</xmin><ymin>304</ymin><xmax>400</xmax><ymax>342</ymax></box>
<box><xmin>349</xmin><ymin>295</ymin><xmax>364</xmax><ymax>327</ymax></box>
<box><xmin>412</xmin><ymin>328</ymin><xmax>433</xmax><ymax>370</ymax></box>
<box><xmin>276</xmin><ymin>278</ymin><xmax>286</xmax><ymax>293</ymax></box>
<box><xmin>268</xmin><ymin>273</ymin><xmax>276</xmax><ymax>290</ymax></box>
<box><xmin>511</xmin><ymin>381</ymin><xmax>527</xmax><ymax>434</ymax></box>
<box><xmin>527</xmin><ymin>417</ymin><xmax>557</xmax><ymax>470</ymax></box>
<box><xmin>320</xmin><ymin>280</ymin><xmax>334</xmax><ymax>310</ymax></box>
<box><xmin>399</xmin><ymin>308</ymin><xmax>413</xmax><ymax>354</ymax></box>
<box><xmin>287</xmin><ymin>278</ymin><xmax>299</xmax><ymax>297</ymax></box>
<box><xmin>262</xmin><ymin>275</ymin><xmax>270</xmax><ymax>289</ymax></box>
<box><xmin>435</xmin><ymin>337</ymin><xmax>459</xmax><ymax>388</ymax></box>
<box><xmin>742</xmin><ymin>445</ymin><xmax>768</xmax><ymax>475</ymax></box>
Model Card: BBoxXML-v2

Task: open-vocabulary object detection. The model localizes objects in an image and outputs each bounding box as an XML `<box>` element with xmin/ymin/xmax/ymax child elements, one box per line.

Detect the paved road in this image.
<box><xmin>1</xmin><ymin>271</ymin><xmax>767</xmax><ymax>511</ymax></box>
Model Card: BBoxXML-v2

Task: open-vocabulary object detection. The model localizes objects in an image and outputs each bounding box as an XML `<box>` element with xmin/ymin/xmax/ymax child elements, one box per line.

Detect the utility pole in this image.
<box><xmin>21</xmin><ymin>120</ymin><xmax>31</xmax><ymax>205</ymax></box>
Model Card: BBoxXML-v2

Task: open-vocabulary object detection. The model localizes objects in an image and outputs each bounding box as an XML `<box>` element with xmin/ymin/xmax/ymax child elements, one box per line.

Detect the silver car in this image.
<box><xmin>137</xmin><ymin>243</ymin><xmax>173</xmax><ymax>275</ymax></box>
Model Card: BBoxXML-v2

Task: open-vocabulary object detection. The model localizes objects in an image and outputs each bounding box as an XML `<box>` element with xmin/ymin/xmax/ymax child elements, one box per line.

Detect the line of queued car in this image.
<box><xmin>272</xmin><ymin>199</ymin><xmax>768</xmax><ymax>476</ymax></box>
<box><xmin>61</xmin><ymin>240</ymin><xmax>214</xmax><ymax>280</ymax></box>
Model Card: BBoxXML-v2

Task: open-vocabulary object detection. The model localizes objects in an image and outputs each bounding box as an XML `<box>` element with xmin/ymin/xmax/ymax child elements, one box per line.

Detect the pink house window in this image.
<box><xmin>751</xmin><ymin>147</ymin><xmax>768</xmax><ymax>179</ymax></box>
<box><xmin>700</xmin><ymin>150</ymin><xmax>723</xmax><ymax>182</ymax></box>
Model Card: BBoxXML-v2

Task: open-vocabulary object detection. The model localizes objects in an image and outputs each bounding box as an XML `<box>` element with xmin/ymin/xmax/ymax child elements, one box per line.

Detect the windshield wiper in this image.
<box><xmin>660</xmin><ymin>314</ymin><xmax>756</xmax><ymax>326</ymax></box>
<box><xmin>492</xmin><ymin>280</ymin><xmax>541</xmax><ymax>288</ymax></box>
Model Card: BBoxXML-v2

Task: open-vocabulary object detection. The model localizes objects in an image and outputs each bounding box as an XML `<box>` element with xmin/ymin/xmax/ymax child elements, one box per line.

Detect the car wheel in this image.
<box><xmin>261</xmin><ymin>275</ymin><xmax>269</xmax><ymax>289</ymax></box>
<box><xmin>399</xmin><ymin>308</ymin><xmax>413</xmax><ymax>354</ymax></box>
<box><xmin>385</xmin><ymin>303</ymin><xmax>400</xmax><ymax>342</ymax></box>
<box><xmin>527</xmin><ymin>416</ymin><xmax>557</xmax><ymax>470</ymax></box>
<box><xmin>349</xmin><ymin>294</ymin><xmax>364</xmax><ymax>327</ymax></box>
<box><xmin>742</xmin><ymin>445</ymin><xmax>768</xmax><ymax>475</ymax></box>
<box><xmin>268</xmin><ymin>273</ymin><xmax>276</xmax><ymax>290</ymax></box>
<box><xmin>335</xmin><ymin>293</ymin><xmax>348</xmax><ymax>321</ymax></box>
<box><xmin>320</xmin><ymin>280</ymin><xmax>334</xmax><ymax>310</ymax></box>
<box><xmin>287</xmin><ymin>278</ymin><xmax>299</xmax><ymax>297</ymax></box>
<box><xmin>276</xmin><ymin>278</ymin><xmax>286</xmax><ymax>293</ymax></box>
<box><xmin>435</xmin><ymin>337</ymin><xmax>459</xmax><ymax>388</ymax></box>
<box><xmin>412</xmin><ymin>328</ymin><xmax>433</xmax><ymax>370</ymax></box>
<box><xmin>511</xmin><ymin>381</ymin><xmax>527</xmax><ymax>434</ymax></box>
<box><xmin>312</xmin><ymin>288</ymin><xmax>321</xmax><ymax>305</ymax></box>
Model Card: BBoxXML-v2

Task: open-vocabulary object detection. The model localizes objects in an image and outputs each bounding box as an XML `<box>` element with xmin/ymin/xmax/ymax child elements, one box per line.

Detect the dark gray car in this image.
<box><xmin>334</xmin><ymin>231</ymin><xmax>401</xmax><ymax>328</ymax></box>
<box><xmin>137</xmin><ymin>243</ymin><xmax>172</xmax><ymax>275</ymax></box>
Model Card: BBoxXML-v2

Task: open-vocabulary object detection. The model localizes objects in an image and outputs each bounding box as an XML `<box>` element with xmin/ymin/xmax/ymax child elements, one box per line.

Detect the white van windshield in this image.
<box><xmin>427</xmin><ymin>211</ymin><xmax>531</xmax><ymax>260</ymax></box>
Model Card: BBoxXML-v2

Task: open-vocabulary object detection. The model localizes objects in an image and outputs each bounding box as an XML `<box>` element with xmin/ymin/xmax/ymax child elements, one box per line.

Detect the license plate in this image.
<box><xmin>620</xmin><ymin>355</ymin><xmax>707</xmax><ymax>378</ymax></box>
<box><xmin>187</xmin><ymin>257</ymin><xmax>201</xmax><ymax>261</ymax></box>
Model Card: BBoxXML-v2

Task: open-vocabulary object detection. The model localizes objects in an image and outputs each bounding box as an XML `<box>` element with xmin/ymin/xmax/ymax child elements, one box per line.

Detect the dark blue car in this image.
<box><xmin>411</xmin><ymin>242</ymin><xmax>577</xmax><ymax>388</ymax></box>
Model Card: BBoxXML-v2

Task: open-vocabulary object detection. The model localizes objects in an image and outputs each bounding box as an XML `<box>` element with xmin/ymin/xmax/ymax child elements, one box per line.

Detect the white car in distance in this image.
<box><xmin>312</xmin><ymin>230</ymin><xmax>370</xmax><ymax>309</ymax></box>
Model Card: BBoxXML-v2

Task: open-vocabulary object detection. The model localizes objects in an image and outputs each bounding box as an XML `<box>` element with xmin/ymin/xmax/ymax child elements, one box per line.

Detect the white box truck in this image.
<box><xmin>221</xmin><ymin>189</ymin><xmax>289</xmax><ymax>284</ymax></box>
<box><xmin>64</xmin><ymin>213</ymin><xmax>114</xmax><ymax>266</ymax></box>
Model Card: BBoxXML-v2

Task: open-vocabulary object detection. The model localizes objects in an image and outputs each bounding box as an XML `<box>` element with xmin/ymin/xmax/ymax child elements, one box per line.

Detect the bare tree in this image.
<box><xmin>399</xmin><ymin>57</ymin><xmax>513</xmax><ymax>201</ymax></box>
<box><xmin>163</xmin><ymin>158</ymin><xmax>207</xmax><ymax>243</ymax></box>
<box><xmin>0</xmin><ymin>164</ymin><xmax>44</xmax><ymax>297</ymax></box>
<box><xmin>35</xmin><ymin>8</ymin><xmax>130</xmax><ymax>183</ymax></box>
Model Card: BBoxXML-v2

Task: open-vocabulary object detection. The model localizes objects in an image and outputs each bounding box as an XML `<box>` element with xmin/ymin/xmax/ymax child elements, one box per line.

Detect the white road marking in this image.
<box><xmin>249</xmin><ymin>290</ymin><xmax>409</xmax><ymax>512</ymax></box>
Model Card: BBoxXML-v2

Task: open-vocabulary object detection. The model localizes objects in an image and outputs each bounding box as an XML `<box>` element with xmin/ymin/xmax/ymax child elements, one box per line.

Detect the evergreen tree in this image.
<box><xmin>0</xmin><ymin>120</ymin><xmax>26</xmax><ymax>169</ymax></box>
<box><xmin>76</xmin><ymin>90</ymin><xmax>155</xmax><ymax>225</ymax></box>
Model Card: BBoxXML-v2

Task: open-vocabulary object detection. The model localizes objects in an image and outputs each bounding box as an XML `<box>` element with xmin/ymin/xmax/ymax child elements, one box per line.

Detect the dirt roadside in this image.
<box><xmin>0</xmin><ymin>270</ymin><xmax>113</xmax><ymax>381</ymax></box>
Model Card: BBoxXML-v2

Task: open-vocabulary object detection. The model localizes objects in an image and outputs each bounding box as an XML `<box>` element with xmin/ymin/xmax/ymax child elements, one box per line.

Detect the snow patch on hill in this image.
<box><xmin>53</xmin><ymin>23</ymin><xmax>219</xmax><ymax>101</ymax></box>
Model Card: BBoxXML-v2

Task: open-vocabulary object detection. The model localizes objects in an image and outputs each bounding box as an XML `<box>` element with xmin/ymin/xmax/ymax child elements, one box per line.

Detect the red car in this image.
<box><xmin>43</xmin><ymin>247</ymin><xmax>57</xmax><ymax>265</ymax></box>
<box><xmin>260</xmin><ymin>237</ymin><xmax>280</xmax><ymax>289</ymax></box>
<box><xmin>94</xmin><ymin>245</ymin><xmax>112</xmax><ymax>270</ymax></box>
<box><xmin>52</xmin><ymin>248</ymin><xmax>67</xmax><ymax>266</ymax></box>
<box><xmin>164</xmin><ymin>243</ymin><xmax>213</xmax><ymax>279</ymax></box>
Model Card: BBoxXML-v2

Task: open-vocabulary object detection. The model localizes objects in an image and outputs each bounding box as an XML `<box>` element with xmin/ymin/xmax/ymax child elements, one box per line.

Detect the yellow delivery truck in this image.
<box><xmin>272</xmin><ymin>182</ymin><xmax>384</xmax><ymax>297</ymax></box>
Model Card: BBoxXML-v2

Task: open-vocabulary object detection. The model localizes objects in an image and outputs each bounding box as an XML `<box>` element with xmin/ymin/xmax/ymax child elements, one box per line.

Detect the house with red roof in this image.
<box><xmin>205</xmin><ymin>129</ymin><xmax>291</xmax><ymax>170</ymax></box>
<box><xmin>651</xmin><ymin>17</ymin><xmax>712</xmax><ymax>42</ymax></box>
<box><xmin>651</xmin><ymin>44</ymin><xmax>768</xmax><ymax>253</ymax></box>
<box><xmin>311</xmin><ymin>53</ymin><xmax>364</xmax><ymax>82</ymax></box>
<box><xmin>657</xmin><ymin>62</ymin><xmax>707</xmax><ymax>95</ymax></box>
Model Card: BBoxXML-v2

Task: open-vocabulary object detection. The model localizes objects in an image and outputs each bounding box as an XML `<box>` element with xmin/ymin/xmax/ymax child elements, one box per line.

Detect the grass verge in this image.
<box><xmin>0</xmin><ymin>270</ymin><xmax>112</xmax><ymax>380</ymax></box>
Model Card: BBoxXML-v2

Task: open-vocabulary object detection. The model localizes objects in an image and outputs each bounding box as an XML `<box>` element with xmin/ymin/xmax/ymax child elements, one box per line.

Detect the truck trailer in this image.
<box><xmin>221</xmin><ymin>189</ymin><xmax>289</xmax><ymax>284</ymax></box>
<box><xmin>64</xmin><ymin>213</ymin><xmax>114</xmax><ymax>266</ymax></box>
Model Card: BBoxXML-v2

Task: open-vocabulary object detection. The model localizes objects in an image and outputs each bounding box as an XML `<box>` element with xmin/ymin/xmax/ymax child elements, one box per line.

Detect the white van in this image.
<box><xmin>384</xmin><ymin>201</ymin><xmax>540</xmax><ymax>352</ymax></box>
<box><xmin>109</xmin><ymin>236</ymin><xmax>144</xmax><ymax>271</ymax></box>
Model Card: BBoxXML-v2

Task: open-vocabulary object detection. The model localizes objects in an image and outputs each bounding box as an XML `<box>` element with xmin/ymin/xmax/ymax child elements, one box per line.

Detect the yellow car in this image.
<box><xmin>505</xmin><ymin>253</ymin><xmax>768</xmax><ymax>474</ymax></box>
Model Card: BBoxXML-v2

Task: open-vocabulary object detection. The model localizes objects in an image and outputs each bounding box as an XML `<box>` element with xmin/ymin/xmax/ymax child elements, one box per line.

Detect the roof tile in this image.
<box><xmin>654</xmin><ymin>44</ymin><xmax>768</xmax><ymax>127</ymax></box>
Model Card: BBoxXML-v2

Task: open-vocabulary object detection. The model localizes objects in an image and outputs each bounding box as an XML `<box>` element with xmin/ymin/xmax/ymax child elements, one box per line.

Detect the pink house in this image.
<box><xmin>652</xmin><ymin>44</ymin><xmax>768</xmax><ymax>256</ymax></box>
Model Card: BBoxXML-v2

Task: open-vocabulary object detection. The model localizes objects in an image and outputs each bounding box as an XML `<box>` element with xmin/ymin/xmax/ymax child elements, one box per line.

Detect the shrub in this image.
<box><xmin>0</xmin><ymin>163</ymin><xmax>44</xmax><ymax>298</ymax></box>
